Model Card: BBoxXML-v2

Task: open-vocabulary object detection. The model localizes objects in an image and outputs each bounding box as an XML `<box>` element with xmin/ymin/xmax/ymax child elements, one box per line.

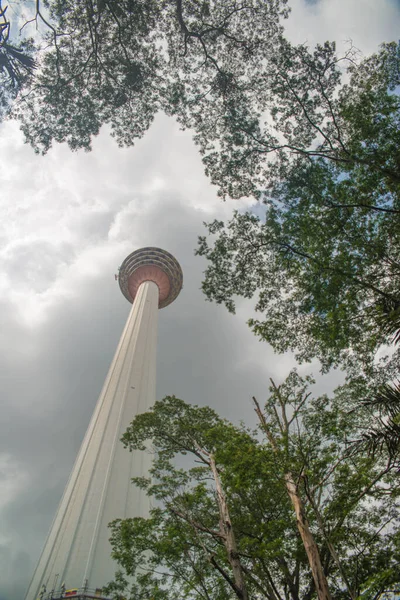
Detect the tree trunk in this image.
<box><xmin>284</xmin><ymin>473</ymin><xmax>332</xmax><ymax>600</ymax></box>
<box><xmin>305</xmin><ymin>484</ymin><xmax>356</xmax><ymax>600</ymax></box>
<box><xmin>253</xmin><ymin>396</ymin><xmax>333</xmax><ymax>600</ymax></box>
<box><xmin>209</xmin><ymin>453</ymin><xmax>249</xmax><ymax>600</ymax></box>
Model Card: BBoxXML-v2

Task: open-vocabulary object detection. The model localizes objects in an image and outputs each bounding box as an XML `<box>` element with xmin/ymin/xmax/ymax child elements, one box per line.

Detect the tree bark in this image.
<box><xmin>284</xmin><ymin>473</ymin><xmax>332</xmax><ymax>600</ymax></box>
<box><xmin>209</xmin><ymin>453</ymin><xmax>249</xmax><ymax>600</ymax></box>
<box><xmin>304</xmin><ymin>483</ymin><xmax>356</xmax><ymax>600</ymax></box>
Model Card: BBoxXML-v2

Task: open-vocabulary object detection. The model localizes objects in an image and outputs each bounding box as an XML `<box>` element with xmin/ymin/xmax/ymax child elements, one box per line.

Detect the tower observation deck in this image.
<box><xmin>25</xmin><ymin>248</ymin><xmax>183</xmax><ymax>600</ymax></box>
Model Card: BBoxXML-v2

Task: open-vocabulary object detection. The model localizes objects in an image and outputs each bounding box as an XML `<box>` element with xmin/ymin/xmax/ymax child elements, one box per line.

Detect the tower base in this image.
<box><xmin>38</xmin><ymin>587</ymin><xmax>110</xmax><ymax>600</ymax></box>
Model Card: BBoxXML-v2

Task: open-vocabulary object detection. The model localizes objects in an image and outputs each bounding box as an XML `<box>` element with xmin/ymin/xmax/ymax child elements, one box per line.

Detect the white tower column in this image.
<box><xmin>26</xmin><ymin>282</ymin><xmax>159</xmax><ymax>598</ymax></box>
<box><xmin>26</xmin><ymin>247</ymin><xmax>183</xmax><ymax>600</ymax></box>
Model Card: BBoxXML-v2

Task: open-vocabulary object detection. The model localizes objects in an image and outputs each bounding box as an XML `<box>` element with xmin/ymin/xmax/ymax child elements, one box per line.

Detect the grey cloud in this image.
<box><xmin>3</xmin><ymin>240</ymin><xmax>75</xmax><ymax>293</ymax></box>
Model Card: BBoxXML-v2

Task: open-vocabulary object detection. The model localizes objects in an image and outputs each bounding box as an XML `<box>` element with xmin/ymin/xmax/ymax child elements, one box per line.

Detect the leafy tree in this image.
<box><xmin>252</xmin><ymin>389</ymin><xmax>332</xmax><ymax>600</ymax></box>
<box><xmin>12</xmin><ymin>4</ymin><xmax>400</xmax><ymax>208</ymax></box>
<box><xmin>12</xmin><ymin>0</ymin><xmax>289</xmax><ymax>152</ymax></box>
<box><xmin>0</xmin><ymin>1</ymin><xmax>36</xmax><ymax>120</ymax></box>
<box><xmin>104</xmin><ymin>373</ymin><xmax>400</xmax><ymax>600</ymax></box>
<box><xmin>196</xmin><ymin>187</ymin><xmax>400</xmax><ymax>374</ymax></box>
<box><xmin>193</xmin><ymin>40</ymin><xmax>400</xmax><ymax>374</ymax></box>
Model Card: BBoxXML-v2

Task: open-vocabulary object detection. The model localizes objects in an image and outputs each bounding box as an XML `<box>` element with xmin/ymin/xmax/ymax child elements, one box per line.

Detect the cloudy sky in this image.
<box><xmin>1</xmin><ymin>1</ymin><xmax>400</xmax><ymax>598</ymax></box>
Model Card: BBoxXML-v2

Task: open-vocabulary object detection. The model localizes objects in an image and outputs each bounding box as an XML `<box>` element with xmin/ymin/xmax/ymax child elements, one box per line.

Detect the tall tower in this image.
<box><xmin>25</xmin><ymin>248</ymin><xmax>183</xmax><ymax>600</ymax></box>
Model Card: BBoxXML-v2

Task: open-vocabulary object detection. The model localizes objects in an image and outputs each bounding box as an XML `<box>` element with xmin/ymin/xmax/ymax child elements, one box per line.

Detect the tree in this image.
<box><xmin>12</xmin><ymin>0</ymin><xmax>289</xmax><ymax>152</ymax></box>
<box><xmin>252</xmin><ymin>389</ymin><xmax>332</xmax><ymax>600</ymax></box>
<box><xmin>0</xmin><ymin>1</ymin><xmax>36</xmax><ymax>120</ymax></box>
<box><xmin>196</xmin><ymin>187</ymin><xmax>400</xmax><ymax>374</ymax></box>
<box><xmin>103</xmin><ymin>373</ymin><xmax>400</xmax><ymax>600</ymax></box>
<box><xmin>191</xmin><ymin>37</ymin><xmax>400</xmax><ymax>374</ymax></box>
<box><xmin>12</xmin><ymin>5</ymin><xmax>400</xmax><ymax>206</ymax></box>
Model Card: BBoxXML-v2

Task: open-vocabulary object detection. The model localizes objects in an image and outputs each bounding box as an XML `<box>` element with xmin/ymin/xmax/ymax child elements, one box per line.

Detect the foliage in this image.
<box><xmin>195</xmin><ymin>39</ymin><xmax>400</xmax><ymax>199</ymax></box>
<box><xmin>0</xmin><ymin>2</ymin><xmax>36</xmax><ymax>120</ymax></box>
<box><xmin>11</xmin><ymin>2</ymin><xmax>400</xmax><ymax>206</ymax></box>
<box><xmin>12</xmin><ymin>0</ymin><xmax>289</xmax><ymax>153</ymax></box>
<box><xmin>194</xmin><ymin>40</ymin><xmax>400</xmax><ymax>374</ymax></box>
<box><xmin>355</xmin><ymin>381</ymin><xmax>400</xmax><ymax>464</ymax></box>
<box><xmin>104</xmin><ymin>373</ymin><xmax>400</xmax><ymax>600</ymax></box>
<box><xmin>197</xmin><ymin>204</ymin><xmax>400</xmax><ymax>374</ymax></box>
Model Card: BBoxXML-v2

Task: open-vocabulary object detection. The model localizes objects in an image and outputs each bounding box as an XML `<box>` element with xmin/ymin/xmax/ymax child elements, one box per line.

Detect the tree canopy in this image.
<box><xmin>197</xmin><ymin>195</ymin><xmax>400</xmax><ymax>373</ymax></box>
<box><xmin>104</xmin><ymin>373</ymin><xmax>400</xmax><ymax>600</ymax></box>
<box><xmin>12</xmin><ymin>0</ymin><xmax>289</xmax><ymax>153</ymax></box>
<box><xmin>196</xmin><ymin>41</ymin><xmax>400</xmax><ymax>374</ymax></box>
<box><xmin>11</xmin><ymin>4</ymin><xmax>400</xmax><ymax>208</ymax></box>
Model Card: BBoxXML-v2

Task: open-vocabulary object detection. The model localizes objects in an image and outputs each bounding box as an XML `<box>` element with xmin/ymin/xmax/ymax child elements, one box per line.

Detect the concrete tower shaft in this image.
<box><xmin>26</xmin><ymin>248</ymin><xmax>182</xmax><ymax>600</ymax></box>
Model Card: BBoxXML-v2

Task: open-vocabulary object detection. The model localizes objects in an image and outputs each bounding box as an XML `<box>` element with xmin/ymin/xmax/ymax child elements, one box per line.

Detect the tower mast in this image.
<box><xmin>25</xmin><ymin>248</ymin><xmax>183</xmax><ymax>600</ymax></box>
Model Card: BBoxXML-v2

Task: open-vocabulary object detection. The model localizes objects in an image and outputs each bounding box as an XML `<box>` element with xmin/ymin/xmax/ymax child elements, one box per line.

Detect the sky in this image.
<box><xmin>1</xmin><ymin>1</ymin><xmax>400</xmax><ymax>599</ymax></box>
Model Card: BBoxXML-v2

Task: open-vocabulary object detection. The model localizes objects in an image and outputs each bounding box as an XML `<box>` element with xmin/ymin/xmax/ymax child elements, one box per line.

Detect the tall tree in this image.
<box><xmin>192</xmin><ymin>38</ymin><xmax>400</xmax><ymax>374</ymax></box>
<box><xmin>103</xmin><ymin>374</ymin><xmax>400</xmax><ymax>600</ymax></box>
<box><xmin>252</xmin><ymin>387</ymin><xmax>332</xmax><ymax>600</ymax></box>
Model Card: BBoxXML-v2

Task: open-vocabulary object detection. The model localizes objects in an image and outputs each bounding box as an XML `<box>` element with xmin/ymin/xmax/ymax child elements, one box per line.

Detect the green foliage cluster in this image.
<box><xmin>104</xmin><ymin>374</ymin><xmax>400</xmax><ymax>600</ymax></box>
<box><xmin>13</xmin><ymin>0</ymin><xmax>289</xmax><ymax>153</ymax></box>
<box><xmin>197</xmin><ymin>42</ymin><xmax>400</xmax><ymax>374</ymax></box>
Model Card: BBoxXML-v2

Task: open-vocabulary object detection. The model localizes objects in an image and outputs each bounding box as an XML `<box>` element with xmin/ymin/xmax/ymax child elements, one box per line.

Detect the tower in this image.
<box><xmin>25</xmin><ymin>248</ymin><xmax>183</xmax><ymax>600</ymax></box>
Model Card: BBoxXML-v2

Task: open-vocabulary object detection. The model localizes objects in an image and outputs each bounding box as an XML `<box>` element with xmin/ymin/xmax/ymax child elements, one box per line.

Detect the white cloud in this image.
<box><xmin>286</xmin><ymin>0</ymin><xmax>400</xmax><ymax>54</ymax></box>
